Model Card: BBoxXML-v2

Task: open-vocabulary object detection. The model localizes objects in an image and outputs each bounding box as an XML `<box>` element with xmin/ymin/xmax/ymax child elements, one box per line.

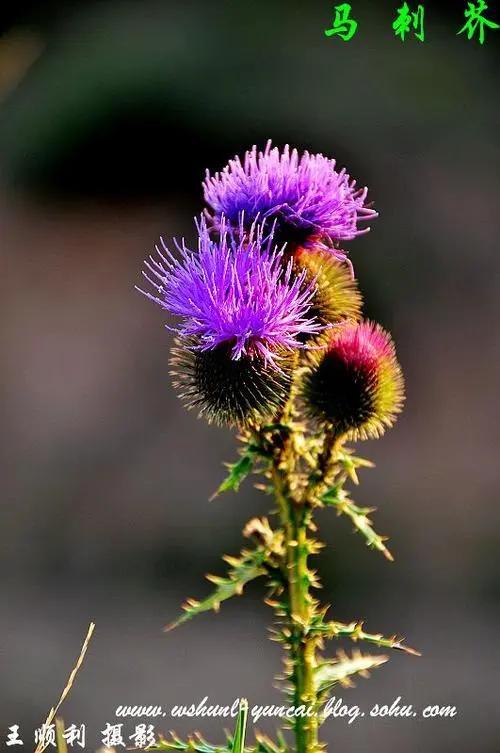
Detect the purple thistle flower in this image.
<box><xmin>137</xmin><ymin>216</ymin><xmax>321</xmax><ymax>367</ymax></box>
<box><xmin>203</xmin><ymin>142</ymin><xmax>377</xmax><ymax>257</ymax></box>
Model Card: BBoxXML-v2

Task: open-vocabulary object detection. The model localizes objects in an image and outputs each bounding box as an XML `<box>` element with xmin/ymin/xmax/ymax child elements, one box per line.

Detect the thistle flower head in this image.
<box><xmin>203</xmin><ymin>142</ymin><xmax>377</xmax><ymax>255</ymax></box>
<box><xmin>303</xmin><ymin>321</ymin><xmax>404</xmax><ymax>440</ymax></box>
<box><xmin>138</xmin><ymin>216</ymin><xmax>321</xmax><ymax>368</ymax></box>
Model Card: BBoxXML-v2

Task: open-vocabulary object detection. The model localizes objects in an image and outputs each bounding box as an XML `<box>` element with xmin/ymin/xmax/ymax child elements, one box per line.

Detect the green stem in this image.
<box><xmin>288</xmin><ymin>503</ymin><xmax>318</xmax><ymax>753</ymax></box>
<box><xmin>272</xmin><ymin>441</ymin><xmax>319</xmax><ymax>753</ymax></box>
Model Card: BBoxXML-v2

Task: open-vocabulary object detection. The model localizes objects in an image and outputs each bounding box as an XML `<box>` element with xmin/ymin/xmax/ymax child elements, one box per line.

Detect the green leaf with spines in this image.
<box><xmin>336</xmin><ymin>448</ymin><xmax>374</xmax><ymax>486</ymax></box>
<box><xmin>321</xmin><ymin>485</ymin><xmax>394</xmax><ymax>561</ymax></box>
<box><xmin>166</xmin><ymin>546</ymin><xmax>268</xmax><ymax>630</ymax></box>
<box><xmin>314</xmin><ymin>650</ymin><xmax>388</xmax><ymax>695</ymax></box>
<box><xmin>253</xmin><ymin>731</ymin><xmax>288</xmax><ymax>753</ymax></box>
<box><xmin>149</xmin><ymin>730</ymin><xmax>288</xmax><ymax>753</ymax></box>
<box><xmin>317</xmin><ymin>619</ymin><xmax>420</xmax><ymax>656</ymax></box>
<box><xmin>149</xmin><ymin>732</ymin><xmax>230</xmax><ymax>753</ymax></box>
<box><xmin>210</xmin><ymin>447</ymin><xmax>260</xmax><ymax>500</ymax></box>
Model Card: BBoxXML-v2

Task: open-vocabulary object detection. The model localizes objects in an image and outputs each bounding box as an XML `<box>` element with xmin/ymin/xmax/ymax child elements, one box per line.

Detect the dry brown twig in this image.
<box><xmin>33</xmin><ymin>622</ymin><xmax>95</xmax><ymax>753</ymax></box>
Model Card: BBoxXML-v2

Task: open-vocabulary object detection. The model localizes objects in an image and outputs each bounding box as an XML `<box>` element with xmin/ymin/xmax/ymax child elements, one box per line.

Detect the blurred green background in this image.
<box><xmin>1</xmin><ymin>1</ymin><xmax>499</xmax><ymax>751</ymax></box>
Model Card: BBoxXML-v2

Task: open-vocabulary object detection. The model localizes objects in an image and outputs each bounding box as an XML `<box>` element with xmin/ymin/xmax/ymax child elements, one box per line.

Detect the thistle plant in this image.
<box><xmin>137</xmin><ymin>142</ymin><xmax>418</xmax><ymax>753</ymax></box>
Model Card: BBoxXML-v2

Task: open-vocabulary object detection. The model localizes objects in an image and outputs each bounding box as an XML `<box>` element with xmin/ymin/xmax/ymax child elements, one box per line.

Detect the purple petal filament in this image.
<box><xmin>138</xmin><ymin>216</ymin><xmax>322</xmax><ymax>367</ymax></box>
<box><xmin>203</xmin><ymin>142</ymin><xmax>377</xmax><ymax>253</ymax></box>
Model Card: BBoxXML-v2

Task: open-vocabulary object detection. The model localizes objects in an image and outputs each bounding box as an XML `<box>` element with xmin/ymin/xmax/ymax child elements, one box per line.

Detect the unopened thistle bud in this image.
<box><xmin>303</xmin><ymin>321</ymin><xmax>404</xmax><ymax>440</ymax></box>
<box><xmin>293</xmin><ymin>247</ymin><xmax>362</xmax><ymax>336</ymax></box>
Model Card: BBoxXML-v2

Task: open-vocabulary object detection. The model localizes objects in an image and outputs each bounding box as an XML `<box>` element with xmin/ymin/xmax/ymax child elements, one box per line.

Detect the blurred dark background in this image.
<box><xmin>1</xmin><ymin>1</ymin><xmax>499</xmax><ymax>751</ymax></box>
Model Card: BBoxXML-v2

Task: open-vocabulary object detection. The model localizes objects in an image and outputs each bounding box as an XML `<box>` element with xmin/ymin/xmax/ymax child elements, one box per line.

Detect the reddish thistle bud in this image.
<box><xmin>303</xmin><ymin>321</ymin><xmax>404</xmax><ymax>440</ymax></box>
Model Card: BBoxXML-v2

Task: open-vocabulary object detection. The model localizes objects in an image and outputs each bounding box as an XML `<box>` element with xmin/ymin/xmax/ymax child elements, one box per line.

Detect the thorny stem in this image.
<box><xmin>271</xmin><ymin>402</ymin><xmax>320</xmax><ymax>753</ymax></box>
<box><xmin>288</xmin><ymin>503</ymin><xmax>319</xmax><ymax>753</ymax></box>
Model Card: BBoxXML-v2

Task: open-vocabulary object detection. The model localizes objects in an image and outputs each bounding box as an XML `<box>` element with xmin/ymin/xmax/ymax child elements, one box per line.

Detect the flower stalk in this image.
<box><xmin>269</xmin><ymin>398</ymin><xmax>340</xmax><ymax>753</ymax></box>
<box><xmin>271</xmin><ymin>445</ymin><xmax>317</xmax><ymax>751</ymax></box>
<box><xmin>284</xmin><ymin>500</ymin><xmax>319</xmax><ymax>753</ymax></box>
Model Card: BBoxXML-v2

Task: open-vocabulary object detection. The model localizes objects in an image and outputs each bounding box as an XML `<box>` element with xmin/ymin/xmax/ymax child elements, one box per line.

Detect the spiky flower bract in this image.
<box><xmin>293</xmin><ymin>247</ymin><xmax>362</xmax><ymax>339</ymax></box>
<box><xmin>303</xmin><ymin>321</ymin><xmax>404</xmax><ymax>440</ymax></box>
<box><xmin>170</xmin><ymin>338</ymin><xmax>295</xmax><ymax>427</ymax></box>
<box><xmin>138</xmin><ymin>216</ymin><xmax>321</xmax><ymax>368</ymax></box>
<box><xmin>203</xmin><ymin>142</ymin><xmax>377</xmax><ymax>255</ymax></box>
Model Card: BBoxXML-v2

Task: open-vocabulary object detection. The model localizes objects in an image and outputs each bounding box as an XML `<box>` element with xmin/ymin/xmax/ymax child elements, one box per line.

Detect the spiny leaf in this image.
<box><xmin>149</xmin><ymin>731</ymin><xmax>229</xmax><ymax>753</ymax></box>
<box><xmin>210</xmin><ymin>447</ymin><xmax>259</xmax><ymax>500</ymax></box>
<box><xmin>254</xmin><ymin>731</ymin><xmax>289</xmax><ymax>753</ymax></box>
<box><xmin>321</xmin><ymin>486</ymin><xmax>394</xmax><ymax>561</ymax></box>
<box><xmin>243</xmin><ymin>517</ymin><xmax>284</xmax><ymax>554</ymax></box>
<box><xmin>322</xmin><ymin>620</ymin><xmax>421</xmax><ymax>656</ymax></box>
<box><xmin>150</xmin><ymin>729</ymin><xmax>287</xmax><ymax>753</ymax></box>
<box><xmin>165</xmin><ymin>546</ymin><xmax>268</xmax><ymax>630</ymax></box>
<box><xmin>314</xmin><ymin>650</ymin><xmax>388</xmax><ymax>695</ymax></box>
<box><xmin>336</xmin><ymin>449</ymin><xmax>374</xmax><ymax>485</ymax></box>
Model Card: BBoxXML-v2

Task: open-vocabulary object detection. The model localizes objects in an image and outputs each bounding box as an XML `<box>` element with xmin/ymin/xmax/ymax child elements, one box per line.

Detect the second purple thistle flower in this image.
<box><xmin>203</xmin><ymin>141</ymin><xmax>377</xmax><ymax>255</ymax></box>
<box><xmin>139</xmin><ymin>216</ymin><xmax>321</xmax><ymax>367</ymax></box>
<box><xmin>138</xmin><ymin>217</ymin><xmax>324</xmax><ymax>425</ymax></box>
